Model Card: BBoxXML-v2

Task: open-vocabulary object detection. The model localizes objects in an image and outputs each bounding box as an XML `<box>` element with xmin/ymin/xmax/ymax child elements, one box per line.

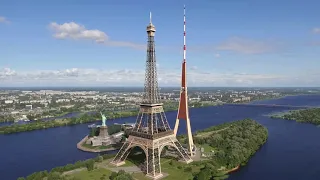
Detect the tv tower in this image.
<box><xmin>173</xmin><ymin>5</ymin><xmax>195</xmax><ymax>157</ymax></box>
<box><xmin>110</xmin><ymin>12</ymin><xmax>192</xmax><ymax>179</ymax></box>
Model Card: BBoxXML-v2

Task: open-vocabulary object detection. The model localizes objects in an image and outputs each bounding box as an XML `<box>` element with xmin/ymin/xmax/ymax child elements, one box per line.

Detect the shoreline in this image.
<box><xmin>0</xmin><ymin>104</ymin><xmax>218</xmax><ymax>134</ymax></box>
<box><xmin>2</xmin><ymin>93</ymin><xmax>314</xmax><ymax>134</ymax></box>
<box><xmin>227</xmin><ymin>165</ymin><xmax>240</xmax><ymax>173</ymax></box>
<box><xmin>20</xmin><ymin>119</ymin><xmax>267</xmax><ymax>180</ymax></box>
<box><xmin>76</xmin><ymin>135</ymin><xmax>118</xmax><ymax>153</ymax></box>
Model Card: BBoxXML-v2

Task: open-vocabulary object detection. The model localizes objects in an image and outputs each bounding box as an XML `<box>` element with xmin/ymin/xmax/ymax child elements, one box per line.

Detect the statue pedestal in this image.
<box><xmin>99</xmin><ymin>126</ymin><xmax>109</xmax><ymax>138</ymax></box>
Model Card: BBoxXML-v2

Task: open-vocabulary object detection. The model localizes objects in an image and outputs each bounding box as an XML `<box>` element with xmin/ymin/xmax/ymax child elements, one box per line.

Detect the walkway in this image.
<box><xmin>196</xmin><ymin>126</ymin><xmax>230</xmax><ymax>138</ymax></box>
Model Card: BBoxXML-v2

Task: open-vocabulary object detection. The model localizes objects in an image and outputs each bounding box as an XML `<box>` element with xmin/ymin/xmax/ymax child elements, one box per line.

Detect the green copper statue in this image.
<box><xmin>100</xmin><ymin>112</ymin><xmax>107</xmax><ymax>127</ymax></box>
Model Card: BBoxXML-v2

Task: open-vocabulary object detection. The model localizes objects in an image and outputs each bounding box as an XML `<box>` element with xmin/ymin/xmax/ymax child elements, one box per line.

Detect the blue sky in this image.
<box><xmin>0</xmin><ymin>0</ymin><xmax>320</xmax><ymax>87</ymax></box>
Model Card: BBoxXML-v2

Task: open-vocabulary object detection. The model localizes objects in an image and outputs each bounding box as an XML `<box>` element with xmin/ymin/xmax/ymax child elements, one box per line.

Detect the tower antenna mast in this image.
<box><xmin>174</xmin><ymin>5</ymin><xmax>195</xmax><ymax>157</ymax></box>
<box><xmin>183</xmin><ymin>5</ymin><xmax>186</xmax><ymax>63</ymax></box>
<box><xmin>150</xmin><ymin>12</ymin><xmax>152</xmax><ymax>23</ymax></box>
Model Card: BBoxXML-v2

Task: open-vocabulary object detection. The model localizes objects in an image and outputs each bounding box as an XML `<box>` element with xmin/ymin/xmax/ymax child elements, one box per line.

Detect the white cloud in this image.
<box><xmin>214</xmin><ymin>53</ymin><xmax>220</xmax><ymax>58</ymax></box>
<box><xmin>49</xmin><ymin>22</ymin><xmax>144</xmax><ymax>49</ymax></box>
<box><xmin>0</xmin><ymin>68</ymin><xmax>16</xmax><ymax>79</ymax></box>
<box><xmin>49</xmin><ymin>22</ymin><xmax>107</xmax><ymax>43</ymax></box>
<box><xmin>1</xmin><ymin>67</ymin><xmax>315</xmax><ymax>87</ymax></box>
<box><xmin>0</xmin><ymin>16</ymin><xmax>9</xmax><ymax>23</ymax></box>
<box><xmin>216</xmin><ymin>37</ymin><xmax>275</xmax><ymax>54</ymax></box>
<box><xmin>313</xmin><ymin>28</ymin><xmax>320</xmax><ymax>34</ymax></box>
<box><xmin>190</xmin><ymin>66</ymin><xmax>198</xmax><ymax>70</ymax></box>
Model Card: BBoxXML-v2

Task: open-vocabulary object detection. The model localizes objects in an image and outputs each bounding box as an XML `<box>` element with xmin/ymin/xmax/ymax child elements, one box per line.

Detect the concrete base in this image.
<box><xmin>110</xmin><ymin>161</ymin><xmax>125</xmax><ymax>167</ymax></box>
<box><xmin>99</xmin><ymin>126</ymin><xmax>109</xmax><ymax>137</ymax></box>
<box><xmin>146</xmin><ymin>172</ymin><xmax>163</xmax><ymax>179</ymax></box>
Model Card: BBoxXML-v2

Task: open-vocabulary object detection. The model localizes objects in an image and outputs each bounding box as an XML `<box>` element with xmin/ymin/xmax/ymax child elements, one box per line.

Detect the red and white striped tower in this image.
<box><xmin>174</xmin><ymin>5</ymin><xmax>195</xmax><ymax>157</ymax></box>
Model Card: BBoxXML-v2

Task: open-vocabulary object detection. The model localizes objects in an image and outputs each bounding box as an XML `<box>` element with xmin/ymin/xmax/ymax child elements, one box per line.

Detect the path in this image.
<box><xmin>76</xmin><ymin>135</ymin><xmax>117</xmax><ymax>153</ymax></box>
<box><xmin>63</xmin><ymin>168</ymin><xmax>86</xmax><ymax>176</ymax></box>
<box><xmin>196</xmin><ymin>126</ymin><xmax>230</xmax><ymax>138</ymax></box>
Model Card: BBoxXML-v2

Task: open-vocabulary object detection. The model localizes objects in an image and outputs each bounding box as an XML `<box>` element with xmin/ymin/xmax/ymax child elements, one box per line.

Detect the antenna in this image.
<box><xmin>150</xmin><ymin>12</ymin><xmax>152</xmax><ymax>23</ymax></box>
<box><xmin>183</xmin><ymin>5</ymin><xmax>186</xmax><ymax>63</ymax></box>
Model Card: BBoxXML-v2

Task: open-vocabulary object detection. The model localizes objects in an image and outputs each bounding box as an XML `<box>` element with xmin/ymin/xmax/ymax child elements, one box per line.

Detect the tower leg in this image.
<box><xmin>172</xmin><ymin>140</ymin><xmax>193</xmax><ymax>163</ymax></box>
<box><xmin>173</xmin><ymin>118</ymin><xmax>180</xmax><ymax>136</ymax></box>
<box><xmin>110</xmin><ymin>141</ymin><xmax>132</xmax><ymax>166</ymax></box>
<box><xmin>146</xmin><ymin>147</ymin><xmax>163</xmax><ymax>179</ymax></box>
<box><xmin>186</xmin><ymin>118</ymin><xmax>194</xmax><ymax>157</ymax></box>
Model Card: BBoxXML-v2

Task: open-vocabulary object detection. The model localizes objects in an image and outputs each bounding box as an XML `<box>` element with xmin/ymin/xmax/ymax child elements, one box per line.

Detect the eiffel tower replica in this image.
<box><xmin>110</xmin><ymin>12</ymin><xmax>193</xmax><ymax>179</ymax></box>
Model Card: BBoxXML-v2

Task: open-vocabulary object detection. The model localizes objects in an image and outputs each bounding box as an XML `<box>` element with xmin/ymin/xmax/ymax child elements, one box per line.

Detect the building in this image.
<box><xmin>25</xmin><ymin>105</ymin><xmax>32</xmax><ymax>110</ymax></box>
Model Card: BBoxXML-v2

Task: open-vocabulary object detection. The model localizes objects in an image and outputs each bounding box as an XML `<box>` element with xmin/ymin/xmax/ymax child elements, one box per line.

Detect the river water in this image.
<box><xmin>1</xmin><ymin>95</ymin><xmax>320</xmax><ymax>180</ymax></box>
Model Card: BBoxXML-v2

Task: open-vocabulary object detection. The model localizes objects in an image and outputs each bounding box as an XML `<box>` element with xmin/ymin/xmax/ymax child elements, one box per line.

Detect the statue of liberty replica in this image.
<box><xmin>98</xmin><ymin>112</ymin><xmax>109</xmax><ymax>138</ymax></box>
<box><xmin>89</xmin><ymin>111</ymin><xmax>114</xmax><ymax>146</ymax></box>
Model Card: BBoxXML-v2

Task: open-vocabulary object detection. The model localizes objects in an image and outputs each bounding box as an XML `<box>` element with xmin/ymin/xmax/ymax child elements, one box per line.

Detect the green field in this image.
<box><xmin>65</xmin><ymin>168</ymin><xmax>113</xmax><ymax>180</ymax></box>
<box><xmin>64</xmin><ymin>156</ymin><xmax>202</xmax><ymax>180</ymax></box>
<box><xmin>199</xmin><ymin>144</ymin><xmax>215</xmax><ymax>153</ymax></box>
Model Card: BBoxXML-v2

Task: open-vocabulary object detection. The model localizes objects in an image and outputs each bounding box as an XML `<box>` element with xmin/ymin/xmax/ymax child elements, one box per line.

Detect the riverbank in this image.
<box><xmin>19</xmin><ymin>119</ymin><xmax>268</xmax><ymax>180</ymax></box>
<box><xmin>76</xmin><ymin>136</ymin><xmax>118</xmax><ymax>153</ymax></box>
<box><xmin>0</xmin><ymin>112</ymin><xmax>102</xmax><ymax>134</ymax></box>
<box><xmin>190</xmin><ymin>119</ymin><xmax>268</xmax><ymax>179</ymax></box>
<box><xmin>227</xmin><ymin>165</ymin><xmax>240</xmax><ymax>173</ymax></box>
<box><xmin>0</xmin><ymin>102</ymin><xmax>220</xmax><ymax>134</ymax></box>
<box><xmin>270</xmin><ymin>107</ymin><xmax>320</xmax><ymax>125</ymax></box>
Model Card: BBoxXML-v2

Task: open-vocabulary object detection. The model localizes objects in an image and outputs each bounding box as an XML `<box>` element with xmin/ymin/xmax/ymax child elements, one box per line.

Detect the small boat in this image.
<box><xmin>88</xmin><ymin>124</ymin><xmax>97</xmax><ymax>128</ymax></box>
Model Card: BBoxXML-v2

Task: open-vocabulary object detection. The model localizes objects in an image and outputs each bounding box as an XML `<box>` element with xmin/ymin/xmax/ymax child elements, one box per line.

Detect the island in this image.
<box><xmin>77</xmin><ymin>112</ymin><xmax>133</xmax><ymax>153</ymax></box>
<box><xmin>18</xmin><ymin>119</ymin><xmax>268</xmax><ymax>180</ymax></box>
<box><xmin>270</xmin><ymin>108</ymin><xmax>320</xmax><ymax>125</ymax></box>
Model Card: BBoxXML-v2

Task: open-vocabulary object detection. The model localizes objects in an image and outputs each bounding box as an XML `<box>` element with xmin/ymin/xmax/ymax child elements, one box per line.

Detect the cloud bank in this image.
<box><xmin>49</xmin><ymin>22</ymin><xmax>144</xmax><ymax>49</ymax></box>
<box><xmin>0</xmin><ymin>16</ymin><xmax>9</xmax><ymax>23</ymax></box>
<box><xmin>0</xmin><ymin>67</ymin><xmax>315</xmax><ymax>87</ymax></box>
<box><xmin>216</xmin><ymin>37</ymin><xmax>276</xmax><ymax>54</ymax></box>
<box><xmin>313</xmin><ymin>28</ymin><xmax>320</xmax><ymax>34</ymax></box>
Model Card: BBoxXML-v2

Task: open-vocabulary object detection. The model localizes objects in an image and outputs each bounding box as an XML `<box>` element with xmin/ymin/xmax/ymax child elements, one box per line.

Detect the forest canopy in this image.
<box><xmin>271</xmin><ymin>108</ymin><xmax>320</xmax><ymax>125</ymax></box>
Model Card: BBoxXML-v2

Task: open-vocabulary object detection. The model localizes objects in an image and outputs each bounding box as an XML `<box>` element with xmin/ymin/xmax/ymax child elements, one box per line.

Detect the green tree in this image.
<box><xmin>89</xmin><ymin>128</ymin><xmax>96</xmax><ymax>137</ymax></box>
<box><xmin>97</xmin><ymin>155</ymin><xmax>103</xmax><ymax>162</ymax></box>
<box><xmin>47</xmin><ymin>172</ymin><xmax>63</xmax><ymax>180</ymax></box>
<box><xmin>109</xmin><ymin>170</ymin><xmax>133</xmax><ymax>180</ymax></box>
<box><xmin>86</xmin><ymin>159</ymin><xmax>95</xmax><ymax>171</ymax></box>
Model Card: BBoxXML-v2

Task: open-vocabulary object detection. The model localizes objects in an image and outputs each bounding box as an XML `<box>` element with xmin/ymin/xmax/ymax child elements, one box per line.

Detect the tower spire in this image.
<box><xmin>150</xmin><ymin>12</ymin><xmax>152</xmax><ymax>23</ymax></box>
<box><xmin>183</xmin><ymin>5</ymin><xmax>186</xmax><ymax>63</ymax></box>
<box><xmin>174</xmin><ymin>5</ymin><xmax>195</xmax><ymax>157</ymax></box>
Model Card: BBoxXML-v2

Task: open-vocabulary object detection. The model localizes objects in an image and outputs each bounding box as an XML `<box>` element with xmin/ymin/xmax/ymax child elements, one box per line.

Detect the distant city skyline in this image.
<box><xmin>1</xmin><ymin>0</ymin><xmax>320</xmax><ymax>87</ymax></box>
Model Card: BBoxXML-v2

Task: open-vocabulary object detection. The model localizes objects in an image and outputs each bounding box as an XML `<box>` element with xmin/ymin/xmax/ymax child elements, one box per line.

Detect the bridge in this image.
<box><xmin>224</xmin><ymin>103</ymin><xmax>316</xmax><ymax>109</ymax></box>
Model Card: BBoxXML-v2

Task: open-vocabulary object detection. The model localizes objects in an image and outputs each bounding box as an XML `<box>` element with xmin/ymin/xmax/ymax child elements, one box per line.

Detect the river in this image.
<box><xmin>1</xmin><ymin>95</ymin><xmax>320</xmax><ymax>180</ymax></box>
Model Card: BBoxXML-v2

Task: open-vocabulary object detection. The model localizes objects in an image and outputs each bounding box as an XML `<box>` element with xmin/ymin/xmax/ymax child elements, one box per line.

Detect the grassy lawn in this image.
<box><xmin>200</xmin><ymin>144</ymin><xmax>215</xmax><ymax>153</ymax></box>
<box><xmin>63</xmin><ymin>155</ymin><xmax>204</xmax><ymax>180</ymax></box>
<box><xmin>130</xmin><ymin>158</ymin><xmax>196</xmax><ymax>180</ymax></box>
<box><xmin>161</xmin><ymin>158</ymin><xmax>198</xmax><ymax>180</ymax></box>
<box><xmin>120</xmin><ymin>160</ymin><xmax>136</xmax><ymax>167</ymax></box>
<box><xmin>195</xmin><ymin>126</ymin><xmax>230</xmax><ymax>138</ymax></box>
<box><xmin>132</xmin><ymin>172</ymin><xmax>150</xmax><ymax>180</ymax></box>
<box><xmin>65</xmin><ymin>168</ymin><xmax>113</xmax><ymax>180</ymax></box>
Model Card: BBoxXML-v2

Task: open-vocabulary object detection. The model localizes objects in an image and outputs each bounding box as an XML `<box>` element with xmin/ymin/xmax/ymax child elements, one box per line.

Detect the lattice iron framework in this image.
<box><xmin>110</xmin><ymin>12</ymin><xmax>192</xmax><ymax>179</ymax></box>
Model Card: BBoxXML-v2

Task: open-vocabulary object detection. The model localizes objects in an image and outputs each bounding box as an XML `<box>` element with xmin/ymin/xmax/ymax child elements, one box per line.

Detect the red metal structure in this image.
<box><xmin>174</xmin><ymin>5</ymin><xmax>195</xmax><ymax>157</ymax></box>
